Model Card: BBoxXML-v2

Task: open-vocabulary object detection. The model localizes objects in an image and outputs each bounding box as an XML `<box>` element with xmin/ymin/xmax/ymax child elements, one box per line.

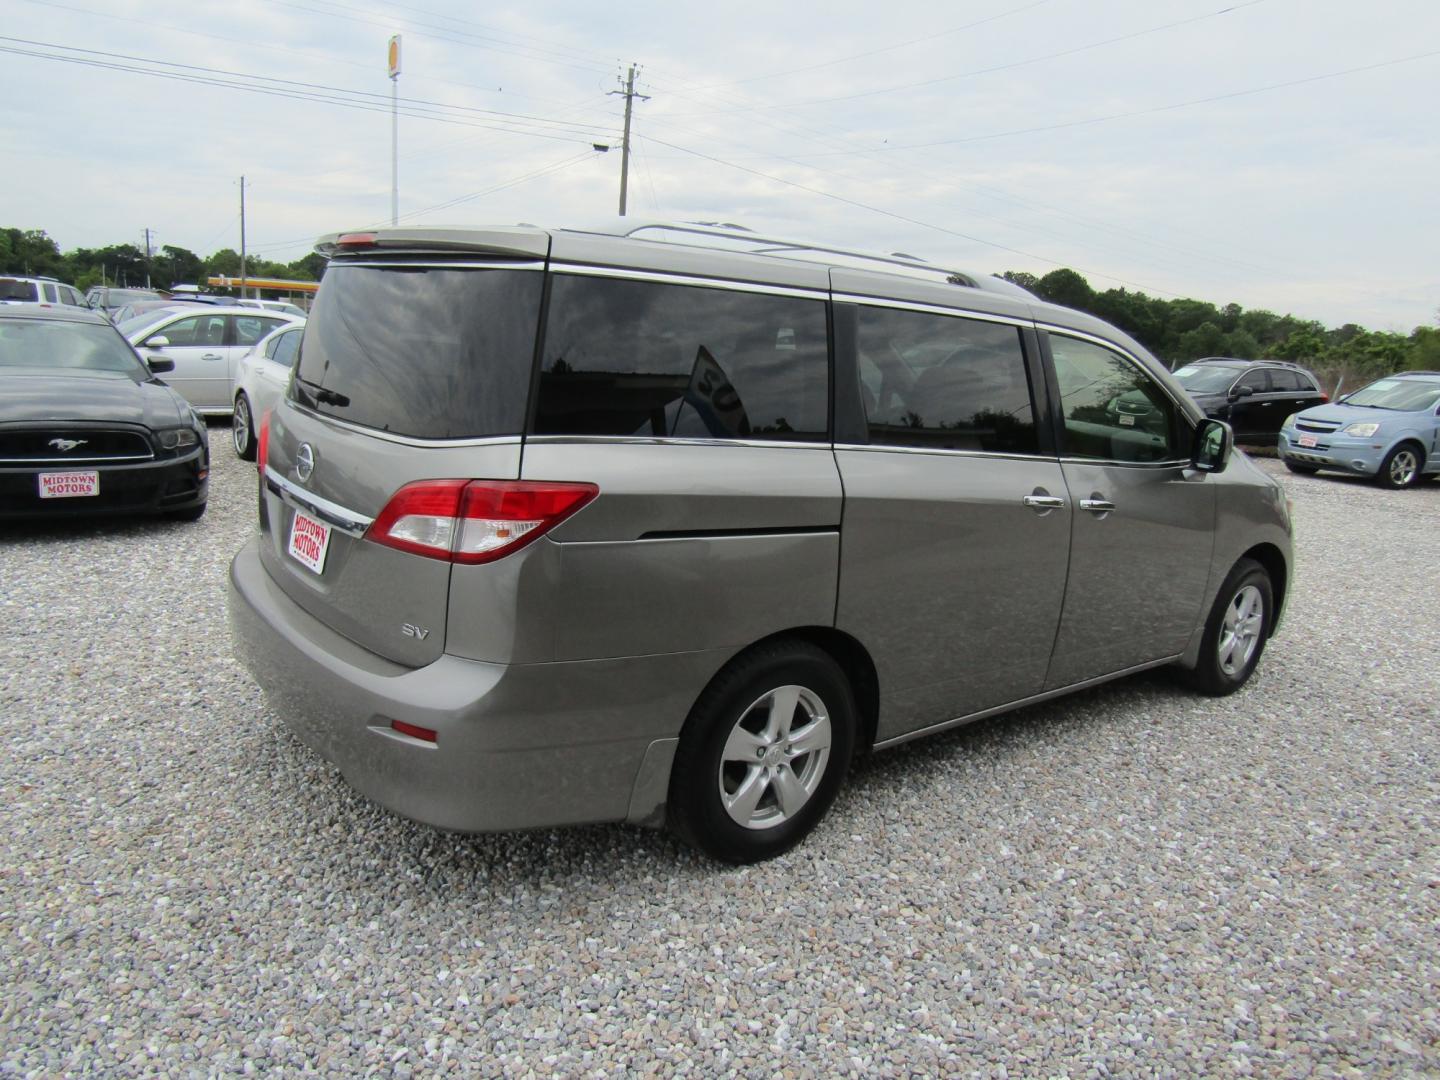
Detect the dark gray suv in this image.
<box><xmin>227</xmin><ymin>223</ymin><xmax>1293</xmax><ymax>863</ymax></box>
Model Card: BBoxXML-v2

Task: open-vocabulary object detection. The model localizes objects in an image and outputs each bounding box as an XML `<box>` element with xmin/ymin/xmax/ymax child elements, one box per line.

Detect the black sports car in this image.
<box><xmin>0</xmin><ymin>307</ymin><xmax>208</xmax><ymax>519</ymax></box>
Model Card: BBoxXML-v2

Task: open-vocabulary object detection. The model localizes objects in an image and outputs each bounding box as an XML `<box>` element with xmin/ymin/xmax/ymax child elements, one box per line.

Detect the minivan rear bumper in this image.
<box><xmin>228</xmin><ymin>537</ymin><xmax>722</xmax><ymax>833</ymax></box>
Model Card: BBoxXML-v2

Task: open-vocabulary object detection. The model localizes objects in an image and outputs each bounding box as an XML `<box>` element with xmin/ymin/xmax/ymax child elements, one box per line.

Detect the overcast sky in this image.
<box><xmin>4</xmin><ymin>0</ymin><xmax>1437</xmax><ymax>329</ymax></box>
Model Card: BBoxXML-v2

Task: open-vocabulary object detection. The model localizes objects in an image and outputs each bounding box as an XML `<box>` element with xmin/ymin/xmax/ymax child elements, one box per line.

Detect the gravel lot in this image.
<box><xmin>1</xmin><ymin>429</ymin><xmax>1436</xmax><ymax>1077</ymax></box>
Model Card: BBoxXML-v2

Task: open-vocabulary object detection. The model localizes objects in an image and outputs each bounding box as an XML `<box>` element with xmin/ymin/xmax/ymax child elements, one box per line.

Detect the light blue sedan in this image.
<box><xmin>1279</xmin><ymin>371</ymin><xmax>1440</xmax><ymax>488</ymax></box>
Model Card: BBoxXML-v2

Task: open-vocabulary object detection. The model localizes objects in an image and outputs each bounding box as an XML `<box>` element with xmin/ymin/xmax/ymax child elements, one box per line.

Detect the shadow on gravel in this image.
<box><xmin>237</xmin><ymin>666</ymin><xmax>1190</xmax><ymax>895</ymax></box>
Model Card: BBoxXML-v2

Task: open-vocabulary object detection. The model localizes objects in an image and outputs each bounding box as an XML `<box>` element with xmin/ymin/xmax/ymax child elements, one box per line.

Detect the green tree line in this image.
<box><xmin>0</xmin><ymin>227</ymin><xmax>325</xmax><ymax>294</ymax></box>
<box><xmin>1002</xmin><ymin>268</ymin><xmax>1439</xmax><ymax>390</ymax></box>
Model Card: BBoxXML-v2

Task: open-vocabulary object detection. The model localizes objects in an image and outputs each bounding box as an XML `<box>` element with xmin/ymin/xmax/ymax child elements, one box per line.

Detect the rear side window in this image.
<box><xmin>271</xmin><ymin>330</ymin><xmax>301</xmax><ymax>369</ymax></box>
<box><xmin>295</xmin><ymin>265</ymin><xmax>542</xmax><ymax>439</ymax></box>
<box><xmin>0</xmin><ymin>280</ymin><xmax>39</xmax><ymax>302</ymax></box>
<box><xmin>855</xmin><ymin>306</ymin><xmax>1037</xmax><ymax>454</ymax></box>
<box><xmin>534</xmin><ymin>275</ymin><xmax>828</xmax><ymax>440</ymax></box>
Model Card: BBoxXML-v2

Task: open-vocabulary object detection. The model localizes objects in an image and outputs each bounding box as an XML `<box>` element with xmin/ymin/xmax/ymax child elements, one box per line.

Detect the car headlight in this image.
<box><xmin>1282</xmin><ymin>412</ymin><xmax>1301</xmax><ymax>430</ymax></box>
<box><xmin>1341</xmin><ymin>422</ymin><xmax>1380</xmax><ymax>438</ymax></box>
<box><xmin>158</xmin><ymin>428</ymin><xmax>200</xmax><ymax>450</ymax></box>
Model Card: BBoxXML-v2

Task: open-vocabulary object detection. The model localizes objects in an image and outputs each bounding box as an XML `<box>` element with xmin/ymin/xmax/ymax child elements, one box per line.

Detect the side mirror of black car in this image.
<box><xmin>1191</xmin><ymin>418</ymin><xmax>1233</xmax><ymax>473</ymax></box>
<box><xmin>146</xmin><ymin>356</ymin><xmax>175</xmax><ymax>374</ymax></box>
<box><xmin>1228</xmin><ymin>385</ymin><xmax>1255</xmax><ymax>402</ymax></box>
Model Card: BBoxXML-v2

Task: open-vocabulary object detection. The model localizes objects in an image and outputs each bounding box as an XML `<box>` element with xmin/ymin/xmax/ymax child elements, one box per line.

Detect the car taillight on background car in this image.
<box><xmin>257</xmin><ymin>410</ymin><xmax>271</xmax><ymax>478</ymax></box>
<box><xmin>364</xmin><ymin>480</ymin><xmax>598</xmax><ymax>564</ymax></box>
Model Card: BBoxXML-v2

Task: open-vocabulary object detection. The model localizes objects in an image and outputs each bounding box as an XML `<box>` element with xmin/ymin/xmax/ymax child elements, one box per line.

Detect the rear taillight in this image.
<box><xmin>364</xmin><ymin>480</ymin><xmax>598</xmax><ymax>564</ymax></box>
<box><xmin>257</xmin><ymin>409</ymin><xmax>272</xmax><ymax>477</ymax></box>
<box><xmin>1319</xmin><ymin>393</ymin><xmax>1329</xmax><ymax>403</ymax></box>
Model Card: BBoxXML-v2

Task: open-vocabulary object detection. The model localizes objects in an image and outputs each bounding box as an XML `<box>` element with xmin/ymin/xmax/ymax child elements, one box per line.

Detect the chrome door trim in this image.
<box><xmin>834</xmin><ymin>443</ymin><xmax>1057</xmax><ymax>465</ymax></box>
<box><xmin>285</xmin><ymin>402</ymin><xmax>525</xmax><ymax>449</ymax></box>
<box><xmin>548</xmin><ymin>263</ymin><xmax>830</xmax><ymax>302</ymax></box>
<box><xmin>873</xmin><ymin>656</ymin><xmax>1182</xmax><ymax>750</ymax></box>
<box><xmin>1022</xmin><ymin>494</ymin><xmax>1065</xmax><ymax>509</ymax></box>
<box><xmin>831</xmin><ymin>292</ymin><xmax>1031</xmax><ymax>329</ymax></box>
<box><xmin>265</xmin><ymin>470</ymin><xmax>374</xmax><ymax>535</ymax></box>
<box><xmin>331</xmin><ymin>260</ymin><xmax>545</xmax><ymax>272</ymax></box>
<box><xmin>524</xmin><ymin>434</ymin><xmax>833</xmax><ymax>451</ymax></box>
<box><xmin>1079</xmin><ymin>498</ymin><xmax>1116</xmax><ymax>513</ymax></box>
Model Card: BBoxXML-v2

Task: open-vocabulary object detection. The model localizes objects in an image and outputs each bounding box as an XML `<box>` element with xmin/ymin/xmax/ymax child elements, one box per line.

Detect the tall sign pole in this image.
<box><xmin>239</xmin><ymin>178</ymin><xmax>247</xmax><ymax>298</ymax></box>
<box><xmin>388</xmin><ymin>35</ymin><xmax>401</xmax><ymax>226</ymax></box>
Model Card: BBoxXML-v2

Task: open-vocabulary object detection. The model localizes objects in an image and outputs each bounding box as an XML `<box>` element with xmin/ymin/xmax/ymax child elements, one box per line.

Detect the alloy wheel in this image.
<box><xmin>718</xmin><ymin>684</ymin><xmax>832</xmax><ymax>830</ymax></box>
<box><xmin>1218</xmin><ymin>584</ymin><xmax>1264</xmax><ymax>677</ymax></box>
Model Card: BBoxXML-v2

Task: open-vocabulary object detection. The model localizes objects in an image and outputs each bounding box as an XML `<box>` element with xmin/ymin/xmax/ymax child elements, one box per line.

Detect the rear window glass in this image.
<box><xmin>0</xmin><ymin>279</ymin><xmax>39</xmax><ymax>302</ymax></box>
<box><xmin>294</xmin><ymin>265</ymin><xmax>542</xmax><ymax>439</ymax></box>
<box><xmin>534</xmin><ymin>275</ymin><xmax>829</xmax><ymax>440</ymax></box>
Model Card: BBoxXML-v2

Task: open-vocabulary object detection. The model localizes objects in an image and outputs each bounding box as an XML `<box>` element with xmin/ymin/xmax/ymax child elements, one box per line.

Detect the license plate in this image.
<box><xmin>288</xmin><ymin>510</ymin><xmax>331</xmax><ymax>574</ymax></box>
<box><xmin>1297</xmin><ymin>435</ymin><xmax>1318</xmax><ymax>448</ymax></box>
<box><xmin>39</xmin><ymin>471</ymin><xmax>99</xmax><ymax>498</ymax></box>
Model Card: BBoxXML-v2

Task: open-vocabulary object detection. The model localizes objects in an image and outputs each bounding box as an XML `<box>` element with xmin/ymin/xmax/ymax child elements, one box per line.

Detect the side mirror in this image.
<box><xmin>1191</xmin><ymin>418</ymin><xmax>1233</xmax><ymax>473</ymax></box>
<box><xmin>1337</xmin><ymin>393</ymin><xmax>1350</xmax><ymax>403</ymax></box>
<box><xmin>143</xmin><ymin>335</ymin><xmax>171</xmax><ymax>349</ymax></box>
<box><xmin>1228</xmin><ymin>385</ymin><xmax>1256</xmax><ymax>401</ymax></box>
<box><xmin>146</xmin><ymin>356</ymin><xmax>175</xmax><ymax>374</ymax></box>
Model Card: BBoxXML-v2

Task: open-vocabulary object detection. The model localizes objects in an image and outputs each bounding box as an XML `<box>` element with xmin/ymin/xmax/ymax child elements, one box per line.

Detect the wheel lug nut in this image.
<box><xmin>756</xmin><ymin>747</ymin><xmax>767</xmax><ymax>760</ymax></box>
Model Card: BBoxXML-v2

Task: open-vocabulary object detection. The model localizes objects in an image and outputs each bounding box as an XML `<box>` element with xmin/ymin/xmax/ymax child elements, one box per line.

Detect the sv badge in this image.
<box><xmin>400</xmin><ymin>623</ymin><xmax>430</xmax><ymax>640</ymax></box>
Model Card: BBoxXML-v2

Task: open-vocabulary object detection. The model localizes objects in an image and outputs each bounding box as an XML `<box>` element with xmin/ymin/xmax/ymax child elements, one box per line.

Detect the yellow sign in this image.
<box><xmin>388</xmin><ymin>34</ymin><xmax>401</xmax><ymax>79</ymax></box>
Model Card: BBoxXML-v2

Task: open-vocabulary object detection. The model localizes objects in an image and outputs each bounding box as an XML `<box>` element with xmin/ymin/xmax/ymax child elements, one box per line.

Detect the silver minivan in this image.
<box><xmin>228</xmin><ymin>223</ymin><xmax>1293</xmax><ymax>863</ymax></box>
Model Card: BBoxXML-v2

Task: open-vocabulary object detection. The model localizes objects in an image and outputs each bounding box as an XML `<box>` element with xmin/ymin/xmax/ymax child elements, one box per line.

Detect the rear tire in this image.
<box><xmin>1377</xmin><ymin>442</ymin><xmax>1423</xmax><ymax>489</ymax></box>
<box><xmin>1176</xmin><ymin>558</ymin><xmax>1273</xmax><ymax>697</ymax></box>
<box><xmin>667</xmin><ymin>639</ymin><xmax>857</xmax><ymax>864</ymax></box>
<box><xmin>232</xmin><ymin>393</ymin><xmax>256</xmax><ymax>461</ymax></box>
<box><xmin>1282</xmin><ymin>460</ymin><xmax>1318</xmax><ymax>475</ymax></box>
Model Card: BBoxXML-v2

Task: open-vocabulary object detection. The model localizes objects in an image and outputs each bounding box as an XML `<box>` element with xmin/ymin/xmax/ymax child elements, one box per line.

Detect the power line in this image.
<box><xmin>641</xmin><ymin>133</ymin><xmax>1182</xmax><ymax>296</ymax></box>
<box><xmin>682</xmin><ymin>0</ymin><xmax>1056</xmax><ymax>90</ymax></box>
<box><xmin>656</xmin><ymin>0</ymin><xmax>1269</xmax><ymax>114</ymax></box>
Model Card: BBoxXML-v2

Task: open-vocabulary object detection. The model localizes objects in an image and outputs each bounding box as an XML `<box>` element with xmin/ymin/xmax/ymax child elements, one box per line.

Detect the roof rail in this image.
<box><xmin>1396</xmin><ymin>369</ymin><xmax>1440</xmax><ymax>377</ymax></box>
<box><xmin>603</xmin><ymin>220</ymin><xmax>984</xmax><ymax>289</ymax></box>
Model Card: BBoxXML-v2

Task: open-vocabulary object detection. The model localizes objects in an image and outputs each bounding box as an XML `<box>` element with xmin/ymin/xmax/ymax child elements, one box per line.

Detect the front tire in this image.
<box><xmin>1176</xmin><ymin>558</ymin><xmax>1273</xmax><ymax>696</ymax></box>
<box><xmin>232</xmin><ymin>392</ymin><xmax>256</xmax><ymax>461</ymax></box>
<box><xmin>1377</xmin><ymin>443</ymin><xmax>1423</xmax><ymax>489</ymax></box>
<box><xmin>667</xmin><ymin>639</ymin><xmax>857</xmax><ymax>864</ymax></box>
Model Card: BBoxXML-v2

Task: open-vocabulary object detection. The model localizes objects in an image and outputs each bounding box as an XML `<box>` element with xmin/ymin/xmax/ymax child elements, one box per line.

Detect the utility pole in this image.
<box><xmin>239</xmin><ymin>176</ymin><xmax>248</xmax><ymax>299</ymax></box>
<box><xmin>142</xmin><ymin>228</ymin><xmax>154</xmax><ymax>288</ymax></box>
<box><xmin>610</xmin><ymin>64</ymin><xmax>649</xmax><ymax>217</ymax></box>
<box><xmin>389</xmin><ymin>35</ymin><xmax>401</xmax><ymax>226</ymax></box>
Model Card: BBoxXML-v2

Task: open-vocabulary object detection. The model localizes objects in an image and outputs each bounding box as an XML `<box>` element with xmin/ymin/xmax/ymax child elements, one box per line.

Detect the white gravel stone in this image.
<box><xmin>0</xmin><ymin>436</ymin><xmax>1436</xmax><ymax>1076</ymax></box>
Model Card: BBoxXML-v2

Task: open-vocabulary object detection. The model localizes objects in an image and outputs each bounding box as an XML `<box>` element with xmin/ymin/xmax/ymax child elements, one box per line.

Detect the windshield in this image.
<box><xmin>118</xmin><ymin>310</ymin><xmax>177</xmax><ymax>338</ymax></box>
<box><xmin>0</xmin><ymin>318</ymin><xmax>146</xmax><ymax>373</ymax></box>
<box><xmin>1172</xmin><ymin>364</ymin><xmax>1242</xmax><ymax>393</ymax></box>
<box><xmin>1346</xmin><ymin>378</ymin><xmax>1440</xmax><ymax>412</ymax></box>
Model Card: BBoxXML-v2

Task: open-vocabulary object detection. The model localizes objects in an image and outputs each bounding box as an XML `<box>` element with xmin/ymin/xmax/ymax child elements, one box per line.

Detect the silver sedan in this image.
<box><xmin>230</xmin><ymin>319</ymin><xmax>305</xmax><ymax>460</ymax></box>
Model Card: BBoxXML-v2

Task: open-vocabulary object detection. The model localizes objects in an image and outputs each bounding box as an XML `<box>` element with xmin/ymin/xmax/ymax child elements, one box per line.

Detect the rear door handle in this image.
<box><xmin>1023</xmin><ymin>494</ymin><xmax>1065</xmax><ymax>510</ymax></box>
<box><xmin>1080</xmin><ymin>498</ymin><xmax>1116</xmax><ymax>514</ymax></box>
<box><xmin>202</xmin><ymin>353</ymin><xmax>223</xmax><ymax>361</ymax></box>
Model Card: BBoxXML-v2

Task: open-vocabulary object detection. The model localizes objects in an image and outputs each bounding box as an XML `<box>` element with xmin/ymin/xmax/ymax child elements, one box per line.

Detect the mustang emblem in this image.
<box><xmin>49</xmin><ymin>438</ymin><xmax>88</xmax><ymax>452</ymax></box>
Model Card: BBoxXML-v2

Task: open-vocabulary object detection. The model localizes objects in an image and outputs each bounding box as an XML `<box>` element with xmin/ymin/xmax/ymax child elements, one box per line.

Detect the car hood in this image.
<box><xmin>1294</xmin><ymin>402</ymin><xmax>1398</xmax><ymax>425</ymax></box>
<box><xmin>0</xmin><ymin>369</ymin><xmax>189</xmax><ymax>428</ymax></box>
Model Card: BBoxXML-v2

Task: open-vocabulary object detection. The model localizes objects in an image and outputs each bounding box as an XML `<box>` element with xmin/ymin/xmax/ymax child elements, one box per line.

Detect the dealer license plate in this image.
<box><xmin>1297</xmin><ymin>435</ymin><xmax>1318</xmax><ymax>448</ymax></box>
<box><xmin>288</xmin><ymin>510</ymin><xmax>332</xmax><ymax>574</ymax></box>
<box><xmin>39</xmin><ymin>471</ymin><xmax>99</xmax><ymax>499</ymax></box>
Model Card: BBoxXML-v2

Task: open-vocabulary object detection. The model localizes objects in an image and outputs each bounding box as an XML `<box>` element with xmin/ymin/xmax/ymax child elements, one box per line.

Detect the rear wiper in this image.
<box><xmin>295</xmin><ymin>376</ymin><xmax>350</xmax><ymax>408</ymax></box>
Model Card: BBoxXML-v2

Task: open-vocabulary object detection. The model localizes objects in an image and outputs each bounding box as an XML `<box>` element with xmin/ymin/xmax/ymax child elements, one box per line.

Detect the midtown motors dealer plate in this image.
<box><xmin>39</xmin><ymin>471</ymin><xmax>99</xmax><ymax>498</ymax></box>
<box><xmin>288</xmin><ymin>509</ymin><xmax>332</xmax><ymax>574</ymax></box>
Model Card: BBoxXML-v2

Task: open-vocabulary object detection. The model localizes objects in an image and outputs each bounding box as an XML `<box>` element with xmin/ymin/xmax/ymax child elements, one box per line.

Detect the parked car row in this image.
<box><xmin>0</xmin><ymin>306</ymin><xmax>209</xmax><ymax>520</ymax></box>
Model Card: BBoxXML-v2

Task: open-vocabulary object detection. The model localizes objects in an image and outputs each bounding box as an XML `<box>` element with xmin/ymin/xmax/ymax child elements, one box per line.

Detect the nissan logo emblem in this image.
<box><xmin>295</xmin><ymin>443</ymin><xmax>315</xmax><ymax>482</ymax></box>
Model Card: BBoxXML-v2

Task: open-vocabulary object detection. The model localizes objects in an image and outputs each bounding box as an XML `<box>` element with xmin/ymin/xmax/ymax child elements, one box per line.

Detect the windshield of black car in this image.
<box><xmin>0</xmin><ymin>279</ymin><xmax>40</xmax><ymax>302</ymax></box>
<box><xmin>1345</xmin><ymin>378</ymin><xmax>1440</xmax><ymax>412</ymax></box>
<box><xmin>0</xmin><ymin>319</ymin><xmax>146</xmax><ymax>373</ymax></box>
<box><xmin>1172</xmin><ymin>364</ymin><xmax>1241</xmax><ymax>393</ymax></box>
